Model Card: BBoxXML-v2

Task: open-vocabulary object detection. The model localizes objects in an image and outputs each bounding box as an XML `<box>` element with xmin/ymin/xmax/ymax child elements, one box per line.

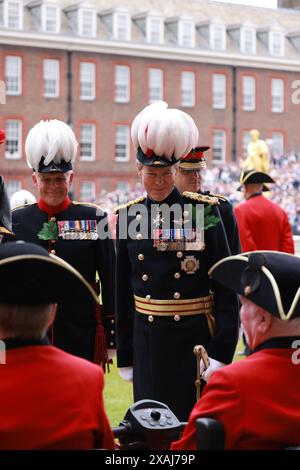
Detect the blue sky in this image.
<box><xmin>215</xmin><ymin>0</ymin><xmax>277</xmax><ymax>7</ymax></box>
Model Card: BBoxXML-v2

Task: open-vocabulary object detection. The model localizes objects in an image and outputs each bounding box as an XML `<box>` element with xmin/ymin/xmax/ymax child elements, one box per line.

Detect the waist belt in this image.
<box><xmin>134</xmin><ymin>294</ymin><xmax>215</xmax><ymax>335</ymax></box>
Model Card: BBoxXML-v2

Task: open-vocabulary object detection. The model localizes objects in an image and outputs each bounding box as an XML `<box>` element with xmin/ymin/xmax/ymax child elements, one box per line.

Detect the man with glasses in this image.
<box><xmin>12</xmin><ymin>119</ymin><xmax>115</xmax><ymax>367</ymax></box>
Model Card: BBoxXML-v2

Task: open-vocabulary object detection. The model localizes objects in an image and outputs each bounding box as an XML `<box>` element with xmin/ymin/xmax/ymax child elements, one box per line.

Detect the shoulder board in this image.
<box><xmin>12</xmin><ymin>202</ymin><xmax>36</xmax><ymax>212</ymax></box>
<box><xmin>208</xmin><ymin>193</ymin><xmax>229</xmax><ymax>203</ymax></box>
<box><xmin>183</xmin><ymin>191</ymin><xmax>219</xmax><ymax>206</ymax></box>
<box><xmin>114</xmin><ymin>196</ymin><xmax>146</xmax><ymax>214</ymax></box>
<box><xmin>0</xmin><ymin>226</ymin><xmax>13</xmax><ymax>235</ymax></box>
<box><xmin>72</xmin><ymin>201</ymin><xmax>105</xmax><ymax>213</ymax></box>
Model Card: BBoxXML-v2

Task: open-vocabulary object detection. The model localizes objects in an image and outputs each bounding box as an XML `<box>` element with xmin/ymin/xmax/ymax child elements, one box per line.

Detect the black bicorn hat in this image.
<box><xmin>0</xmin><ymin>176</ymin><xmax>13</xmax><ymax>238</ymax></box>
<box><xmin>238</xmin><ymin>170</ymin><xmax>275</xmax><ymax>191</ymax></box>
<box><xmin>0</xmin><ymin>241</ymin><xmax>99</xmax><ymax>306</ymax></box>
<box><xmin>209</xmin><ymin>251</ymin><xmax>300</xmax><ymax>320</ymax></box>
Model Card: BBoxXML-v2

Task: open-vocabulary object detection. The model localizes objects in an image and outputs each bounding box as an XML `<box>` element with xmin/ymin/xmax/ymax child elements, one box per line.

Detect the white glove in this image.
<box><xmin>200</xmin><ymin>357</ymin><xmax>226</xmax><ymax>382</ymax></box>
<box><xmin>107</xmin><ymin>349</ymin><xmax>116</xmax><ymax>361</ymax></box>
<box><xmin>118</xmin><ymin>367</ymin><xmax>133</xmax><ymax>382</ymax></box>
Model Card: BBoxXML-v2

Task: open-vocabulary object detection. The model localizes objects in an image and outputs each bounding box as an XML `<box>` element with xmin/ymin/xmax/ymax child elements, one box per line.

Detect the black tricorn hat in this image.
<box><xmin>137</xmin><ymin>147</ymin><xmax>178</xmax><ymax>167</ymax></box>
<box><xmin>238</xmin><ymin>170</ymin><xmax>275</xmax><ymax>191</ymax></box>
<box><xmin>209</xmin><ymin>251</ymin><xmax>300</xmax><ymax>320</ymax></box>
<box><xmin>0</xmin><ymin>242</ymin><xmax>99</xmax><ymax>305</ymax></box>
<box><xmin>0</xmin><ymin>176</ymin><xmax>13</xmax><ymax>237</ymax></box>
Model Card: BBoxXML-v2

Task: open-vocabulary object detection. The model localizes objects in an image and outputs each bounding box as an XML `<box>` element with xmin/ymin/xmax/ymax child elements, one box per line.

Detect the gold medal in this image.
<box><xmin>181</xmin><ymin>256</ymin><xmax>199</xmax><ymax>274</ymax></box>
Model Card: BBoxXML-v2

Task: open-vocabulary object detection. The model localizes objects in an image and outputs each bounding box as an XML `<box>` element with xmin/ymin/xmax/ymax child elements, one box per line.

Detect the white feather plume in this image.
<box><xmin>25</xmin><ymin>119</ymin><xmax>78</xmax><ymax>171</ymax></box>
<box><xmin>131</xmin><ymin>101</ymin><xmax>199</xmax><ymax>160</ymax></box>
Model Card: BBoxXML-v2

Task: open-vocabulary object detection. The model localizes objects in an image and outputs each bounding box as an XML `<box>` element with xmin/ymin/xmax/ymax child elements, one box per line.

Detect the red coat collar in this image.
<box><xmin>38</xmin><ymin>196</ymin><xmax>71</xmax><ymax>215</ymax></box>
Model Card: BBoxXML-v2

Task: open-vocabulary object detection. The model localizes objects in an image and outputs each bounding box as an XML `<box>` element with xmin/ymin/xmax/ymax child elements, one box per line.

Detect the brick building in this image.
<box><xmin>1</xmin><ymin>0</ymin><xmax>300</xmax><ymax>201</ymax></box>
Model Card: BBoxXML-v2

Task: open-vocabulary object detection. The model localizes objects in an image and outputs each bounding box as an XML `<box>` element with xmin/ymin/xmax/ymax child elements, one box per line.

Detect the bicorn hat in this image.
<box><xmin>238</xmin><ymin>170</ymin><xmax>275</xmax><ymax>191</ymax></box>
<box><xmin>0</xmin><ymin>241</ymin><xmax>99</xmax><ymax>305</ymax></box>
<box><xmin>209</xmin><ymin>251</ymin><xmax>300</xmax><ymax>320</ymax></box>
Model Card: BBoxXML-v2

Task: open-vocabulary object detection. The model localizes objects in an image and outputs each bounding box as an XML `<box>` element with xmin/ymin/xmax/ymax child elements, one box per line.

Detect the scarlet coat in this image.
<box><xmin>171</xmin><ymin>337</ymin><xmax>300</xmax><ymax>450</ymax></box>
<box><xmin>234</xmin><ymin>193</ymin><xmax>294</xmax><ymax>253</ymax></box>
<box><xmin>0</xmin><ymin>338</ymin><xmax>115</xmax><ymax>450</ymax></box>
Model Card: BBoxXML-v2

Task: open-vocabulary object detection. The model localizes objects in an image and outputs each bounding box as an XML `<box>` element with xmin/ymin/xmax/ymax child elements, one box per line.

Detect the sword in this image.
<box><xmin>194</xmin><ymin>345</ymin><xmax>210</xmax><ymax>401</ymax></box>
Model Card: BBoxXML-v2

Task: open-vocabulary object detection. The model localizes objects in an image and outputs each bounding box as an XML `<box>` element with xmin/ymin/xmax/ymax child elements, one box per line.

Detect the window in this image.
<box><xmin>5</xmin><ymin>120</ymin><xmax>22</xmax><ymax>159</ymax></box>
<box><xmin>115</xmin><ymin>65</ymin><xmax>130</xmax><ymax>103</ymax></box>
<box><xmin>242</xmin><ymin>76</ymin><xmax>256</xmax><ymax>111</ymax></box>
<box><xmin>210</xmin><ymin>24</ymin><xmax>226</xmax><ymax>51</ymax></box>
<box><xmin>80</xmin><ymin>181</ymin><xmax>96</xmax><ymax>202</ymax></box>
<box><xmin>241</xmin><ymin>28</ymin><xmax>256</xmax><ymax>54</ymax></box>
<box><xmin>271</xmin><ymin>78</ymin><xmax>284</xmax><ymax>113</ymax></box>
<box><xmin>115</xmin><ymin>125</ymin><xmax>130</xmax><ymax>162</ymax></box>
<box><xmin>42</xmin><ymin>4</ymin><xmax>60</xmax><ymax>33</ymax></box>
<box><xmin>270</xmin><ymin>31</ymin><xmax>284</xmax><ymax>57</ymax></box>
<box><xmin>43</xmin><ymin>59</ymin><xmax>59</xmax><ymax>97</ymax></box>
<box><xmin>146</xmin><ymin>16</ymin><xmax>163</xmax><ymax>44</ymax></box>
<box><xmin>5</xmin><ymin>180</ymin><xmax>22</xmax><ymax>200</ymax></box>
<box><xmin>114</xmin><ymin>12</ymin><xmax>130</xmax><ymax>40</ymax></box>
<box><xmin>179</xmin><ymin>21</ymin><xmax>195</xmax><ymax>47</ymax></box>
<box><xmin>212</xmin><ymin>74</ymin><xmax>226</xmax><ymax>109</ymax></box>
<box><xmin>4</xmin><ymin>0</ymin><xmax>22</xmax><ymax>29</ymax></box>
<box><xmin>212</xmin><ymin>130</ymin><xmax>226</xmax><ymax>163</ymax></box>
<box><xmin>271</xmin><ymin>132</ymin><xmax>284</xmax><ymax>156</ymax></box>
<box><xmin>5</xmin><ymin>56</ymin><xmax>22</xmax><ymax>95</ymax></box>
<box><xmin>80</xmin><ymin>124</ymin><xmax>95</xmax><ymax>161</ymax></box>
<box><xmin>181</xmin><ymin>71</ymin><xmax>195</xmax><ymax>107</ymax></box>
<box><xmin>78</xmin><ymin>8</ymin><xmax>96</xmax><ymax>37</ymax></box>
<box><xmin>80</xmin><ymin>62</ymin><xmax>96</xmax><ymax>100</ymax></box>
<box><xmin>242</xmin><ymin>131</ymin><xmax>251</xmax><ymax>157</ymax></box>
<box><xmin>148</xmin><ymin>68</ymin><xmax>163</xmax><ymax>102</ymax></box>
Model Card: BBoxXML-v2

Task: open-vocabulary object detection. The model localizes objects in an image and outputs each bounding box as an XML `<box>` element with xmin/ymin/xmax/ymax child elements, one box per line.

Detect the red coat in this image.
<box><xmin>171</xmin><ymin>343</ymin><xmax>300</xmax><ymax>450</ymax></box>
<box><xmin>0</xmin><ymin>342</ymin><xmax>115</xmax><ymax>450</ymax></box>
<box><xmin>234</xmin><ymin>193</ymin><xmax>294</xmax><ymax>253</ymax></box>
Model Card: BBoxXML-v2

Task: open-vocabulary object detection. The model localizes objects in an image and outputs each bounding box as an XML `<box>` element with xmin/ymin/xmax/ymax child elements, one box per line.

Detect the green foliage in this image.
<box><xmin>191</xmin><ymin>204</ymin><xmax>220</xmax><ymax>230</ymax></box>
<box><xmin>37</xmin><ymin>221</ymin><xmax>58</xmax><ymax>241</ymax></box>
<box><xmin>104</xmin><ymin>362</ymin><xmax>133</xmax><ymax>427</ymax></box>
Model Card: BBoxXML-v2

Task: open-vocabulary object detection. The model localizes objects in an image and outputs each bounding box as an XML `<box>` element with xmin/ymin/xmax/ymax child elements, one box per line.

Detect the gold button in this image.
<box><xmin>50</xmin><ymin>217</ymin><xmax>56</xmax><ymax>222</ymax></box>
<box><xmin>136</xmin><ymin>214</ymin><xmax>142</xmax><ymax>221</ymax></box>
<box><xmin>148</xmin><ymin>315</ymin><xmax>154</xmax><ymax>323</ymax></box>
<box><xmin>111</xmin><ymin>319</ymin><xmax>115</xmax><ymax>324</ymax></box>
<box><xmin>110</xmin><ymin>342</ymin><xmax>114</xmax><ymax>346</ymax></box>
<box><xmin>50</xmin><ymin>249</ymin><xmax>56</xmax><ymax>255</ymax></box>
<box><xmin>177</xmin><ymin>252</ymin><xmax>183</xmax><ymax>258</ymax></box>
<box><xmin>142</xmin><ymin>274</ymin><xmax>149</xmax><ymax>282</ymax></box>
<box><xmin>174</xmin><ymin>272</ymin><xmax>181</xmax><ymax>279</ymax></box>
<box><xmin>137</xmin><ymin>233</ymin><xmax>143</xmax><ymax>240</ymax></box>
<box><xmin>50</xmin><ymin>239</ymin><xmax>56</xmax><ymax>244</ymax></box>
<box><xmin>138</xmin><ymin>254</ymin><xmax>144</xmax><ymax>261</ymax></box>
<box><xmin>146</xmin><ymin>295</ymin><xmax>151</xmax><ymax>301</ymax></box>
<box><xmin>174</xmin><ymin>315</ymin><xmax>181</xmax><ymax>322</ymax></box>
<box><xmin>111</xmin><ymin>330</ymin><xmax>114</xmax><ymax>335</ymax></box>
<box><xmin>174</xmin><ymin>292</ymin><xmax>181</xmax><ymax>299</ymax></box>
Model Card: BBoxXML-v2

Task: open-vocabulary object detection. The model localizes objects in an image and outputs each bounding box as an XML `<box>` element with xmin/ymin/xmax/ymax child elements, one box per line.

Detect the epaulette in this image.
<box><xmin>114</xmin><ymin>196</ymin><xmax>146</xmax><ymax>214</ymax></box>
<box><xmin>72</xmin><ymin>200</ymin><xmax>105</xmax><ymax>213</ymax></box>
<box><xmin>12</xmin><ymin>202</ymin><xmax>36</xmax><ymax>211</ymax></box>
<box><xmin>208</xmin><ymin>193</ymin><xmax>229</xmax><ymax>203</ymax></box>
<box><xmin>183</xmin><ymin>191</ymin><xmax>219</xmax><ymax>206</ymax></box>
<box><xmin>0</xmin><ymin>226</ymin><xmax>13</xmax><ymax>235</ymax></box>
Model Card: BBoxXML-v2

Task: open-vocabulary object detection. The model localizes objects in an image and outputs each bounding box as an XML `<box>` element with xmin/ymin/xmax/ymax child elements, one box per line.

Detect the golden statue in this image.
<box><xmin>240</xmin><ymin>129</ymin><xmax>270</xmax><ymax>173</ymax></box>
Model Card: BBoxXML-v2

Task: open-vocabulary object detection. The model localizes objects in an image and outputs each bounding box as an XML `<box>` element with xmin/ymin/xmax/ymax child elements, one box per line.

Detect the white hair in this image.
<box><xmin>131</xmin><ymin>101</ymin><xmax>199</xmax><ymax>161</ymax></box>
<box><xmin>25</xmin><ymin>119</ymin><xmax>78</xmax><ymax>171</ymax></box>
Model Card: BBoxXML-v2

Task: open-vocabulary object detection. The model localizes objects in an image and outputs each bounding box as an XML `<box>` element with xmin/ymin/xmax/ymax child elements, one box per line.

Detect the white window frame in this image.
<box><xmin>146</xmin><ymin>15</ymin><xmax>164</xmax><ymax>44</ymax></box>
<box><xmin>178</xmin><ymin>20</ymin><xmax>195</xmax><ymax>48</ymax></box>
<box><xmin>115</xmin><ymin>125</ymin><xmax>130</xmax><ymax>162</ymax></box>
<box><xmin>271</xmin><ymin>78</ymin><xmax>284</xmax><ymax>113</ymax></box>
<box><xmin>148</xmin><ymin>68</ymin><xmax>164</xmax><ymax>102</ymax></box>
<box><xmin>3</xmin><ymin>0</ymin><xmax>23</xmax><ymax>29</ymax></box>
<box><xmin>43</xmin><ymin>59</ymin><xmax>59</xmax><ymax>98</ymax></box>
<box><xmin>242</xmin><ymin>130</ymin><xmax>251</xmax><ymax>157</ymax></box>
<box><xmin>5</xmin><ymin>55</ymin><xmax>22</xmax><ymax>96</ymax></box>
<box><xmin>113</xmin><ymin>12</ymin><xmax>131</xmax><ymax>40</ymax></box>
<box><xmin>271</xmin><ymin>132</ymin><xmax>284</xmax><ymax>156</ymax></box>
<box><xmin>78</xmin><ymin>8</ymin><xmax>96</xmax><ymax>37</ymax></box>
<box><xmin>269</xmin><ymin>30</ymin><xmax>284</xmax><ymax>57</ymax></box>
<box><xmin>242</xmin><ymin>76</ymin><xmax>256</xmax><ymax>111</ymax></box>
<box><xmin>80</xmin><ymin>181</ymin><xmax>96</xmax><ymax>202</ymax></box>
<box><xmin>5</xmin><ymin>120</ymin><xmax>22</xmax><ymax>160</ymax></box>
<box><xmin>212</xmin><ymin>73</ymin><xmax>226</xmax><ymax>109</ymax></box>
<box><xmin>115</xmin><ymin>65</ymin><xmax>130</xmax><ymax>103</ymax></box>
<box><xmin>80</xmin><ymin>62</ymin><xmax>96</xmax><ymax>101</ymax></box>
<box><xmin>210</xmin><ymin>23</ymin><xmax>226</xmax><ymax>51</ymax></box>
<box><xmin>80</xmin><ymin>124</ymin><xmax>96</xmax><ymax>161</ymax></box>
<box><xmin>41</xmin><ymin>4</ymin><xmax>60</xmax><ymax>33</ymax></box>
<box><xmin>181</xmin><ymin>71</ymin><xmax>195</xmax><ymax>107</ymax></box>
<box><xmin>212</xmin><ymin>130</ymin><xmax>226</xmax><ymax>163</ymax></box>
<box><xmin>241</xmin><ymin>27</ymin><xmax>256</xmax><ymax>54</ymax></box>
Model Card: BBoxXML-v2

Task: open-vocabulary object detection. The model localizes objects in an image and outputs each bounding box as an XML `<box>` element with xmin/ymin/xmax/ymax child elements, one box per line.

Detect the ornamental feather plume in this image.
<box><xmin>10</xmin><ymin>189</ymin><xmax>37</xmax><ymax>210</ymax></box>
<box><xmin>25</xmin><ymin>119</ymin><xmax>78</xmax><ymax>171</ymax></box>
<box><xmin>0</xmin><ymin>129</ymin><xmax>5</xmax><ymax>145</ymax></box>
<box><xmin>131</xmin><ymin>101</ymin><xmax>199</xmax><ymax>161</ymax></box>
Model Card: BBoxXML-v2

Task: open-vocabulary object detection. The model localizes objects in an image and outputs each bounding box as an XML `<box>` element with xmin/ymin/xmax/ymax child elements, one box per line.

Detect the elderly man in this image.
<box><xmin>171</xmin><ymin>250</ymin><xmax>300</xmax><ymax>450</ymax></box>
<box><xmin>115</xmin><ymin>102</ymin><xmax>239</xmax><ymax>421</ymax></box>
<box><xmin>0</xmin><ymin>241</ymin><xmax>114</xmax><ymax>450</ymax></box>
<box><xmin>12</xmin><ymin>119</ymin><xmax>115</xmax><ymax>366</ymax></box>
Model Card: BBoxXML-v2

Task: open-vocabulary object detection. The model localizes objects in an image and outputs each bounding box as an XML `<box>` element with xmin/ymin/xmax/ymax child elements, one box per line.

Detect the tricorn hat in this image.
<box><xmin>238</xmin><ymin>169</ymin><xmax>275</xmax><ymax>191</ymax></box>
<box><xmin>0</xmin><ymin>176</ymin><xmax>13</xmax><ymax>238</ymax></box>
<box><xmin>178</xmin><ymin>146</ymin><xmax>209</xmax><ymax>170</ymax></box>
<box><xmin>209</xmin><ymin>251</ymin><xmax>300</xmax><ymax>320</ymax></box>
<box><xmin>131</xmin><ymin>101</ymin><xmax>199</xmax><ymax>167</ymax></box>
<box><xmin>25</xmin><ymin>119</ymin><xmax>78</xmax><ymax>173</ymax></box>
<box><xmin>0</xmin><ymin>241</ymin><xmax>99</xmax><ymax>305</ymax></box>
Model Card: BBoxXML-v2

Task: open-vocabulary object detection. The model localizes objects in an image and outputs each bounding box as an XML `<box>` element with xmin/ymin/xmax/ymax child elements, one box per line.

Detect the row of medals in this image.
<box><xmin>57</xmin><ymin>220</ymin><xmax>98</xmax><ymax>240</ymax></box>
